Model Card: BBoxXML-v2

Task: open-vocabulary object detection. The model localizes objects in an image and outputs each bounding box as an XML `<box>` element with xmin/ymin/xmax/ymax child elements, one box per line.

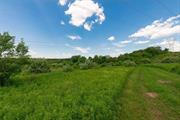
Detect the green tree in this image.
<box><xmin>16</xmin><ymin>39</ymin><xmax>28</xmax><ymax>57</ymax></box>
<box><xmin>0</xmin><ymin>32</ymin><xmax>29</xmax><ymax>86</ymax></box>
<box><xmin>0</xmin><ymin>32</ymin><xmax>15</xmax><ymax>57</ymax></box>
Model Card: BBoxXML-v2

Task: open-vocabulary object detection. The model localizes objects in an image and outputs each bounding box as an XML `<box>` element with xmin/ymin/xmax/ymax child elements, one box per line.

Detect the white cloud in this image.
<box><xmin>112</xmin><ymin>39</ymin><xmax>132</xmax><ymax>48</ymax></box>
<box><xmin>107</xmin><ymin>36</ymin><xmax>115</xmax><ymax>41</ymax></box>
<box><xmin>134</xmin><ymin>40</ymin><xmax>150</xmax><ymax>44</ymax></box>
<box><xmin>68</xmin><ymin>35</ymin><xmax>82</xmax><ymax>40</ymax></box>
<box><xmin>60</xmin><ymin>20</ymin><xmax>65</xmax><ymax>25</ymax></box>
<box><xmin>74</xmin><ymin>47</ymin><xmax>91</xmax><ymax>53</ymax></box>
<box><xmin>130</xmin><ymin>14</ymin><xmax>180</xmax><ymax>39</ymax></box>
<box><xmin>64</xmin><ymin>0</ymin><xmax>105</xmax><ymax>31</ymax></box>
<box><xmin>113</xmin><ymin>42</ymin><xmax>125</xmax><ymax>48</ymax></box>
<box><xmin>59</xmin><ymin>0</ymin><xmax>68</xmax><ymax>6</ymax></box>
<box><xmin>121</xmin><ymin>40</ymin><xmax>132</xmax><ymax>44</ymax></box>
<box><xmin>159</xmin><ymin>38</ymin><xmax>180</xmax><ymax>52</ymax></box>
<box><xmin>84</xmin><ymin>22</ymin><xmax>93</xmax><ymax>31</ymax></box>
<box><xmin>65</xmin><ymin>43</ymin><xmax>91</xmax><ymax>53</ymax></box>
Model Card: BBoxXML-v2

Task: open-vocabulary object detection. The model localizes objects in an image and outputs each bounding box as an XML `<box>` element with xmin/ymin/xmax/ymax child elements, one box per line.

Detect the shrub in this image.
<box><xmin>86</xmin><ymin>60</ymin><xmax>98</xmax><ymax>68</ymax></box>
<box><xmin>161</xmin><ymin>56</ymin><xmax>180</xmax><ymax>63</ymax></box>
<box><xmin>139</xmin><ymin>58</ymin><xmax>151</xmax><ymax>64</ymax></box>
<box><xmin>62</xmin><ymin>65</ymin><xmax>73</xmax><ymax>72</ymax></box>
<box><xmin>122</xmin><ymin>60</ymin><xmax>136</xmax><ymax>67</ymax></box>
<box><xmin>79</xmin><ymin>60</ymin><xmax>98</xmax><ymax>70</ymax></box>
<box><xmin>100</xmin><ymin>62</ymin><xmax>112</xmax><ymax>67</ymax></box>
<box><xmin>171</xmin><ymin>65</ymin><xmax>180</xmax><ymax>75</ymax></box>
<box><xmin>79</xmin><ymin>63</ymin><xmax>89</xmax><ymax>70</ymax></box>
<box><xmin>29</xmin><ymin>60</ymin><xmax>51</xmax><ymax>73</ymax></box>
<box><xmin>0</xmin><ymin>59</ymin><xmax>20</xmax><ymax>86</ymax></box>
<box><xmin>51</xmin><ymin>63</ymin><xmax>64</xmax><ymax>68</ymax></box>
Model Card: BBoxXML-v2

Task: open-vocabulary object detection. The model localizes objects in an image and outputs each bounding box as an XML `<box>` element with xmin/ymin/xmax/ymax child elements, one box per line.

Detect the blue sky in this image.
<box><xmin>0</xmin><ymin>0</ymin><xmax>180</xmax><ymax>58</ymax></box>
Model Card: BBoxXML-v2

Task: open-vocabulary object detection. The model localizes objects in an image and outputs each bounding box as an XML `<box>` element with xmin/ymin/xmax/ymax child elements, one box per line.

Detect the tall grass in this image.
<box><xmin>0</xmin><ymin>67</ymin><xmax>132</xmax><ymax>120</ymax></box>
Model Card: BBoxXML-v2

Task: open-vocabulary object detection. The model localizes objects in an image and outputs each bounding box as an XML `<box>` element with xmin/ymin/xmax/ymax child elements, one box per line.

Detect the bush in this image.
<box><xmin>79</xmin><ymin>63</ymin><xmax>89</xmax><ymax>70</ymax></box>
<box><xmin>29</xmin><ymin>60</ymin><xmax>51</xmax><ymax>73</ymax></box>
<box><xmin>62</xmin><ymin>65</ymin><xmax>73</xmax><ymax>72</ymax></box>
<box><xmin>79</xmin><ymin>60</ymin><xmax>98</xmax><ymax>70</ymax></box>
<box><xmin>161</xmin><ymin>56</ymin><xmax>180</xmax><ymax>63</ymax></box>
<box><xmin>171</xmin><ymin>65</ymin><xmax>180</xmax><ymax>75</ymax></box>
<box><xmin>0</xmin><ymin>59</ymin><xmax>20</xmax><ymax>86</ymax></box>
<box><xmin>122</xmin><ymin>60</ymin><xmax>136</xmax><ymax>67</ymax></box>
<box><xmin>87</xmin><ymin>61</ymin><xmax>98</xmax><ymax>68</ymax></box>
<box><xmin>51</xmin><ymin>63</ymin><xmax>64</xmax><ymax>68</ymax></box>
<box><xmin>100</xmin><ymin>62</ymin><xmax>112</xmax><ymax>67</ymax></box>
<box><xmin>139</xmin><ymin>58</ymin><xmax>151</xmax><ymax>64</ymax></box>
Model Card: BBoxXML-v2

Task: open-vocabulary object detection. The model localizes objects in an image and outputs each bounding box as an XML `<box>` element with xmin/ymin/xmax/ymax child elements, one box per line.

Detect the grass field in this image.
<box><xmin>0</xmin><ymin>64</ymin><xmax>180</xmax><ymax>120</ymax></box>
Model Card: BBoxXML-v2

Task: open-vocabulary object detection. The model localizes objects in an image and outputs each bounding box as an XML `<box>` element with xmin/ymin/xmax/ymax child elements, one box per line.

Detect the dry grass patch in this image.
<box><xmin>158</xmin><ymin>80</ymin><xmax>171</xmax><ymax>84</ymax></box>
<box><xmin>145</xmin><ymin>92</ymin><xmax>159</xmax><ymax>98</ymax></box>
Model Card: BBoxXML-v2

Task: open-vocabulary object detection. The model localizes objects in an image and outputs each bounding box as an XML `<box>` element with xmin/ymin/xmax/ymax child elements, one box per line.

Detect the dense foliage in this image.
<box><xmin>29</xmin><ymin>60</ymin><xmax>51</xmax><ymax>73</ymax></box>
<box><xmin>62</xmin><ymin>65</ymin><xmax>73</xmax><ymax>72</ymax></box>
<box><xmin>48</xmin><ymin>46</ymin><xmax>179</xmax><ymax>71</ymax></box>
<box><xmin>0</xmin><ymin>58</ymin><xmax>20</xmax><ymax>86</ymax></box>
<box><xmin>0</xmin><ymin>32</ymin><xmax>29</xmax><ymax>86</ymax></box>
<box><xmin>171</xmin><ymin>65</ymin><xmax>180</xmax><ymax>74</ymax></box>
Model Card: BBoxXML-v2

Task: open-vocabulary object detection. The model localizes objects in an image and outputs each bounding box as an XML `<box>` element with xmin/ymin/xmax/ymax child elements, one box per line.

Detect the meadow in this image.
<box><xmin>0</xmin><ymin>64</ymin><xmax>179</xmax><ymax>120</ymax></box>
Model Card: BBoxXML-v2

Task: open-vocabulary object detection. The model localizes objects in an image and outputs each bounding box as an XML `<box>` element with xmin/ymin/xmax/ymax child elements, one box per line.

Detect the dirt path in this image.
<box><xmin>114</xmin><ymin>66</ymin><xmax>180</xmax><ymax>120</ymax></box>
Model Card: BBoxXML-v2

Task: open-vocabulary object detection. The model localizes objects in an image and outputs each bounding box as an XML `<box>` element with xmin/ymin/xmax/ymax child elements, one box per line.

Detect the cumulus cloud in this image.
<box><xmin>130</xmin><ymin>14</ymin><xmax>180</xmax><ymax>39</ymax></box>
<box><xmin>134</xmin><ymin>40</ymin><xmax>150</xmax><ymax>44</ymax></box>
<box><xmin>107</xmin><ymin>36</ymin><xmax>115</xmax><ymax>41</ymax></box>
<box><xmin>68</xmin><ymin>35</ymin><xmax>82</xmax><ymax>40</ymax></box>
<box><xmin>61</xmin><ymin>0</ymin><xmax>105</xmax><ymax>31</ymax></box>
<box><xmin>159</xmin><ymin>38</ymin><xmax>180</xmax><ymax>52</ymax></box>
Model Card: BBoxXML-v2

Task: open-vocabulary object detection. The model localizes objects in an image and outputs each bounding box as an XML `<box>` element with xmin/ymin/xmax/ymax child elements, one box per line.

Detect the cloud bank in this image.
<box><xmin>130</xmin><ymin>15</ymin><xmax>180</xmax><ymax>39</ymax></box>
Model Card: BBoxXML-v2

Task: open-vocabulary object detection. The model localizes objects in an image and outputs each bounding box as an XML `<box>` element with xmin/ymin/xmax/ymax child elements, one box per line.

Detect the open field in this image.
<box><xmin>0</xmin><ymin>65</ymin><xmax>180</xmax><ymax>120</ymax></box>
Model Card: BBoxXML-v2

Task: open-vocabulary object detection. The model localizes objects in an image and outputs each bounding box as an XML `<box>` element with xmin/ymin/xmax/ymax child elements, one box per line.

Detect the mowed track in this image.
<box><xmin>115</xmin><ymin>66</ymin><xmax>180</xmax><ymax>120</ymax></box>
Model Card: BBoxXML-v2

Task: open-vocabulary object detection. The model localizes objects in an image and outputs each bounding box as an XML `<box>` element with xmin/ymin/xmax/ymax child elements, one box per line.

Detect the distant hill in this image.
<box><xmin>118</xmin><ymin>47</ymin><xmax>180</xmax><ymax>64</ymax></box>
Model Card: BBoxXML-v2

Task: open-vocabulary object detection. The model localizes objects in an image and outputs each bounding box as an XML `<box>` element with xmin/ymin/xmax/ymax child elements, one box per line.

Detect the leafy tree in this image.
<box><xmin>0</xmin><ymin>32</ymin><xmax>29</xmax><ymax>86</ymax></box>
<box><xmin>71</xmin><ymin>55</ymin><xmax>81</xmax><ymax>63</ymax></box>
<box><xmin>16</xmin><ymin>39</ymin><xmax>28</xmax><ymax>57</ymax></box>
<box><xmin>0</xmin><ymin>32</ymin><xmax>15</xmax><ymax>57</ymax></box>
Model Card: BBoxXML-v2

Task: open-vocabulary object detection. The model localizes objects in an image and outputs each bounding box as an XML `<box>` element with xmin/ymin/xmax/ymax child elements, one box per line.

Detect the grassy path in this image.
<box><xmin>115</xmin><ymin>66</ymin><xmax>180</xmax><ymax>120</ymax></box>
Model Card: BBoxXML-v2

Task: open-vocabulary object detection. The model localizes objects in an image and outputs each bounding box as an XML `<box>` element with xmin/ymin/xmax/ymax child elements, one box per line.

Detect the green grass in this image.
<box><xmin>0</xmin><ymin>65</ymin><xmax>180</xmax><ymax>120</ymax></box>
<box><xmin>0</xmin><ymin>67</ymin><xmax>133</xmax><ymax>120</ymax></box>
<box><xmin>145</xmin><ymin>63</ymin><xmax>180</xmax><ymax>75</ymax></box>
<box><xmin>145</xmin><ymin>63</ymin><xmax>179</xmax><ymax>72</ymax></box>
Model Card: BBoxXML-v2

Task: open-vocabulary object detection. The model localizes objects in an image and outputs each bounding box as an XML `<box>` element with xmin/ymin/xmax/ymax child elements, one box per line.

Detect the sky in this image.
<box><xmin>0</xmin><ymin>0</ymin><xmax>180</xmax><ymax>58</ymax></box>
